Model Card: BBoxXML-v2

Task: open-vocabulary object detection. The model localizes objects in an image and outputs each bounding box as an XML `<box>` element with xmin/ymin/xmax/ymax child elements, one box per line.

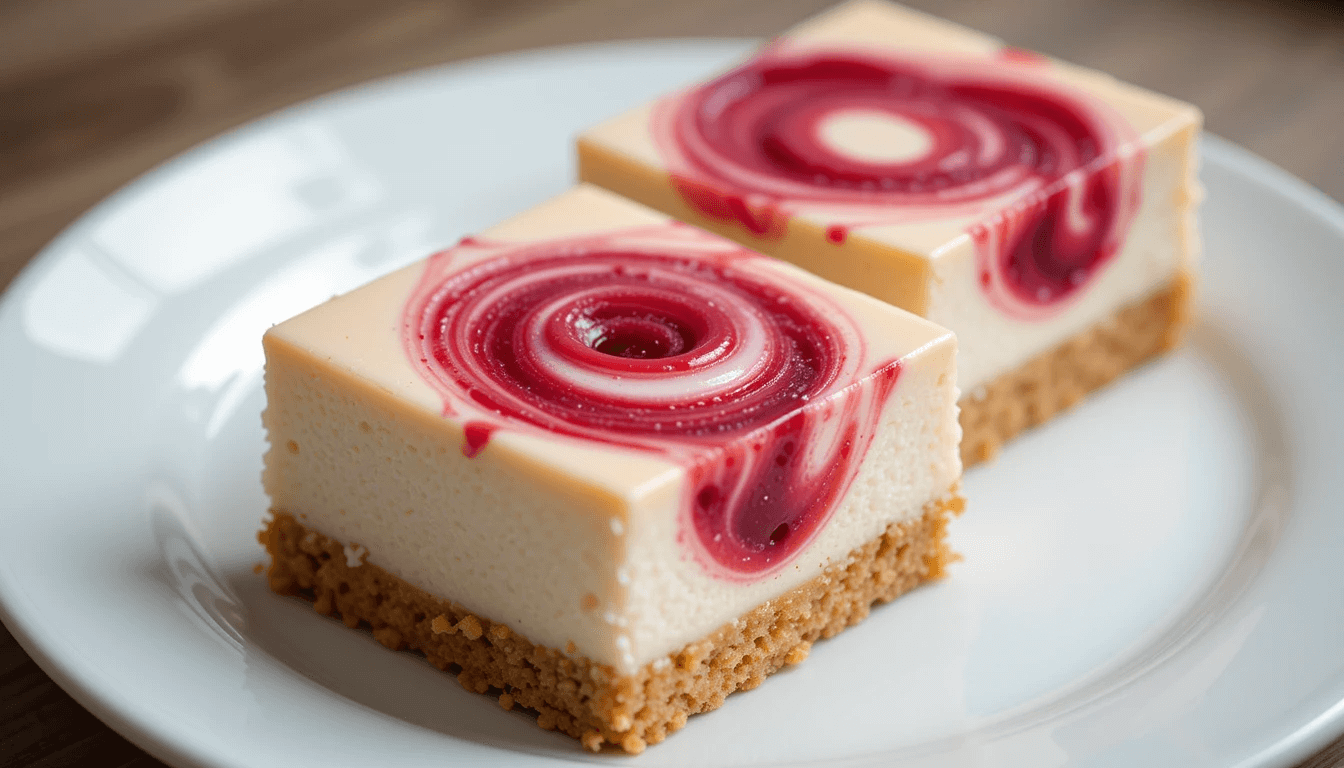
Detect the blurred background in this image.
<box><xmin>1</xmin><ymin>0</ymin><xmax>1342</xmax><ymax>765</ymax></box>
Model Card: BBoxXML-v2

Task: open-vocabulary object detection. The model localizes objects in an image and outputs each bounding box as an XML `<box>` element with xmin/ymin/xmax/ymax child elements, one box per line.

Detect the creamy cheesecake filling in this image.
<box><xmin>650</xmin><ymin>44</ymin><xmax>1145</xmax><ymax>320</ymax></box>
<box><xmin>577</xmin><ymin>0</ymin><xmax>1202</xmax><ymax>401</ymax></box>
<box><xmin>263</xmin><ymin>344</ymin><xmax>957</xmax><ymax>672</ymax></box>
<box><xmin>263</xmin><ymin>185</ymin><xmax>961</xmax><ymax>674</ymax></box>
<box><xmin>925</xmin><ymin>118</ymin><xmax>1199</xmax><ymax>391</ymax></box>
<box><xmin>619</xmin><ymin>353</ymin><xmax>958</xmax><ymax>665</ymax></box>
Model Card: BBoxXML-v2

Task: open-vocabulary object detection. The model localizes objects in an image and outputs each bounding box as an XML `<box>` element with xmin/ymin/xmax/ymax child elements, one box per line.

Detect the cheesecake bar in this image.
<box><xmin>260</xmin><ymin>184</ymin><xmax>962</xmax><ymax>752</ymax></box>
<box><xmin>578</xmin><ymin>0</ymin><xmax>1201</xmax><ymax>465</ymax></box>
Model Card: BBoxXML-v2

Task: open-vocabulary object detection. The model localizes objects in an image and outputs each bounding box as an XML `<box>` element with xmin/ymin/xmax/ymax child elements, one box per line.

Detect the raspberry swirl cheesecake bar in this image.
<box><xmin>260</xmin><ymin>185</ymin><xmax>962</xmax><ymax>752</ymax></box>
<box><xmin>578</xmin><ymin>0</ymin><xmax>1202</xmax><ymax>465</ymax></box>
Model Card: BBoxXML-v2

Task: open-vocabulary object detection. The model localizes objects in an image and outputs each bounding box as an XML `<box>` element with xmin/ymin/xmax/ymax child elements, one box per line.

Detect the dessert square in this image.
<box><xmin>260</xmin><ymin>184</ymin><xmax>962</xmax><ymax>752</ymax></box>
<box><xmin>578</xmin><ymin>0</ymin><xmax>1201</xmax><ymax>465</ymax></box>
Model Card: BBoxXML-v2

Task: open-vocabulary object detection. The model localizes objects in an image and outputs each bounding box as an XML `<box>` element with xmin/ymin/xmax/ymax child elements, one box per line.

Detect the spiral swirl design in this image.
<box><xmin>402</xmin><ymin>227</ymin><xmax>896</xmax><ymax>579</ymax></box>
<box><xmin>654</xmin><ymin>48</ymin><xmax>1143</xmax><ymax>317</ymax></box>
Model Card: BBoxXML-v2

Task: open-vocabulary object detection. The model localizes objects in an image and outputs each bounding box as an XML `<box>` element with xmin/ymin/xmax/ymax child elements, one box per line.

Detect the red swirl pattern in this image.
<box><xmin>402</xmin><ymin>226</ymin><xmax>900</xmax><ymax>580</ymax></box>
<box><xmin>652</xmin><ymin>47</ymin><xmax>1143</xmax><ymax>318</ymax></box>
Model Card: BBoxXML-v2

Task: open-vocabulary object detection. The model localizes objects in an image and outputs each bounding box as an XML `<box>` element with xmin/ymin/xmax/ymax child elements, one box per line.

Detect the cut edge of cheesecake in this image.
<box><xmin>959</xmin><ymin>273</ymin><xmax>1193</xmax><ymax>466</ymax></box>
<box><xmin>259</xmin><ymin>488</ymin><xmax>963</xmax><ymax>754</ymax></box>
<box><xmin>576</xmin><ymin>1</ymin><xmax>1203</xmax><ymax>467</ymax></box>
<box><xmin>576</xmin><ymin>0</ymin><xmax>1205</xmax><ymax>267</ymax></box>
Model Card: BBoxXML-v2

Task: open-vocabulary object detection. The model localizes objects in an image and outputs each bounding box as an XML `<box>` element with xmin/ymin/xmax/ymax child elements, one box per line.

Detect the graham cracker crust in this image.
<box><xmin>959</xmin><ymin>276</ymin><xmax>1193</xmax><ymax>467</ymax></box>
<box><xmin>259</xmin><ymin>492</ymin><xmax>963</xmax><ymax>753</ymax></box>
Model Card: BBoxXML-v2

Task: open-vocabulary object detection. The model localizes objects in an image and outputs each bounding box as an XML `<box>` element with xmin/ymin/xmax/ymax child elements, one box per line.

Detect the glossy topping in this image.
<box><xmin>402</xmin><ymin>225</ymin><xmax>900</xmax><ymax>580</ymax></box>
<box><xmin>652</xmin><ymin>47</ymin><xmax>1143</xmax><ymax>318</ymax></box>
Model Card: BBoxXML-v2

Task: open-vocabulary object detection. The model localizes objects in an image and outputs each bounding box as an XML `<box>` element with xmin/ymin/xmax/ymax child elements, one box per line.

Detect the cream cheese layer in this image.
<box><xmin>578</xmin><ymin>0</ymin><xmax>1202</xmax><ymax>392</ymax></box>
<box><xmin>263</xmin><ymin>185</ymin><xmax>961</xmax><ymax>672</ymax></box>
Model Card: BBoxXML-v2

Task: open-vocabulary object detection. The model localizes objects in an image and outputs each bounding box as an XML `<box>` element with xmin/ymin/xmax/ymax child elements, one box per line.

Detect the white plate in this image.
<box><xmin>2</xmin><ymin>39</ymin><xmax>1343</xmax><ymax>768</ymax></box>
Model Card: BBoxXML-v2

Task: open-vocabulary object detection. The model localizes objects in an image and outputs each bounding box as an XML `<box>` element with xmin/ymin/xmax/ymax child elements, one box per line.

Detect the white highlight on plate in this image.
<box><xmin>176</xmin><ymin>219</ymin><xmax>429</xmax><ymax>438</ymax></box>
<box><xmin>21</xmin><ymin>244</ymin><xmax>157</xmax><ymax>363</ymax></box>
<box><xmin>91</xmin><ymin>124</ymin><xmax>382</xmax><ymax>295</ymax></box>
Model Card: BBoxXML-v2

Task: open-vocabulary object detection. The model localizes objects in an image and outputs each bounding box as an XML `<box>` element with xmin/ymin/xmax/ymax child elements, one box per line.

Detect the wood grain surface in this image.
<box><xmin>1</xmin><ymin>1</ymin><xmax>1342</xmax><ymax>765</ymax></box>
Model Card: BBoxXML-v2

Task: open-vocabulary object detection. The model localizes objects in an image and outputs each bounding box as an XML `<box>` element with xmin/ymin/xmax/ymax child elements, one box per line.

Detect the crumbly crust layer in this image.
<box><xmin>958</xmin><ymin>276</ymin><xmax>1193</xmax><ymax>467</ymax></box>
<box><xmin>259</xmin><ymin>492</ymin><xmax>963</xmax><ymax>753</ymax></box>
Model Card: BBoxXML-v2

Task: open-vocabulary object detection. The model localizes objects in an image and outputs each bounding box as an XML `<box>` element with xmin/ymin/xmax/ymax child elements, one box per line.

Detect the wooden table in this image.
<box><xmin>2</xmin><ymin>0</ymin><xmax>1342</xmax><ymax>765</ymax></box>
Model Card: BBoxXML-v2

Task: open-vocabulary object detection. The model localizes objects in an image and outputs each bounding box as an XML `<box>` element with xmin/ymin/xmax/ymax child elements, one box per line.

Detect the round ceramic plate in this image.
<box><xmin>2</xmin><ymin>40</ymin><xmax>1343</xmax><ymax>768</ymax></box>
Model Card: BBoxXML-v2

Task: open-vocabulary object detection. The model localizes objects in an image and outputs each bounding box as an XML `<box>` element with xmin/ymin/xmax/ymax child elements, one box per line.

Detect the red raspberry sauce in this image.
<box><xmin>402</xmin><ymin>228</ymin><xmax>900</xmax><ymax>579</ymax></box>
<box><xmin>653</xmin><ymin>48</ymin><xmax>1142</xmax><ymax>317</ymax></box>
